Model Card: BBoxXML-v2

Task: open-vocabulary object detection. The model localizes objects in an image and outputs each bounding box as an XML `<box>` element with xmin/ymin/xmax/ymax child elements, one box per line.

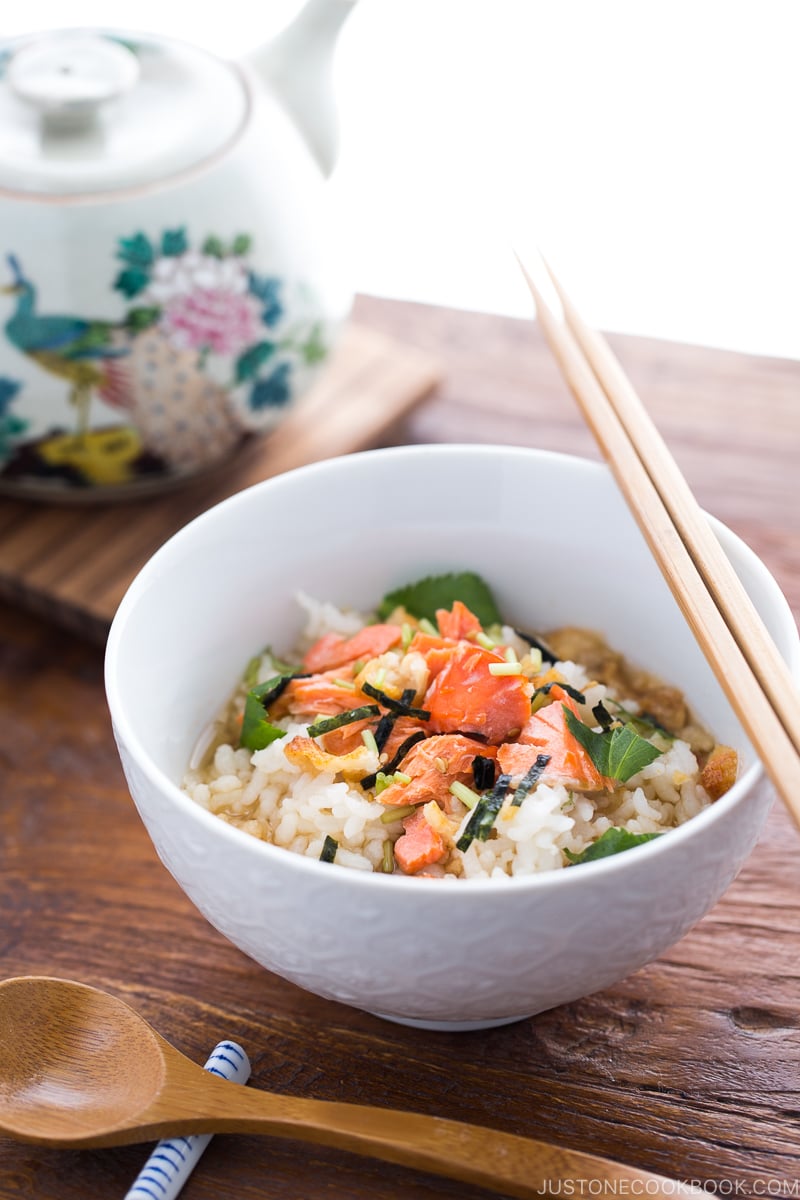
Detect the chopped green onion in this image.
<box><xmin>380</xmin><ymin>803</ymin><xmax>417</xmax><ymax>823</ymax></box>
<box><xmin>393</xmin><ymin>771</ymin><xmax>411</xmax><ymax>785</ymax></box>
<box><xmin>375</xmin><ymin>772</ymin><xmax>392</xmax><ymax>793</ymax></box>
<box><xmin>381</xmin><ymin>840</ymin><xmax>395</xmax><ymax>872</ymax></box>
<box><xmin>504</xmin><ymin>646</ymin><xmax>519</xmax><ymax>664</ymax></box>
<box><xmin>352</xmin><ymin>659</ymin><xmax>365</xmax><ymax>675</ymax></box>
<box><xmin>476</xmin><ymin>631</ymin><xmax>496</xmax><ymax>650</ymax></box>
<box><xmin>456</xmin><ymin>774</ymin><xmax>513</xmax><ymax>851</ymax></box>
<box><xmin>449</xmin><ymin>780</ymin><xmax>481</xmax><ymax>810</ymax></box>
<box><xmin>333</xmin><ymin>678</ymin><xmax>356</xmax><ymax>691</ymax></box>
<box><xmin>488</xmin><ymin>662</ymin><xmax>524</xmax><ymax>676</ymax></box>
<box><xmin>361</xmin><ymin>729</ymin><xmax>379</xmax><ymax>755</ymax></box>
<box><xmin>418</xmin><ymin>617</ymin><xmax>438</xmax><ymax>636</ymax></box>
<box><xmin>361</xmin><ymin>682</ymin><xmax>431</xmax><ymax>720</ymax></box>
<box><xmin>401</xmin><ymin>622</ymin><xmax>413</xmax><ymax>649</ymax></box>
<box><xmin>319</xmin><ymin>835</ymin><xmax>338</xmax><ymax>863</ymax></box>
<box><xmin>526</xmin><ymin>648</ymin><xmax>543</xmax><ymax>674</ymax></box>
<box><xmin>372</xmin><ymin>668</ymin><xmax>387</xmax><ymax>689</ymax></box>
<box><xmin>307</xmin><ymin>704</ymin><xmax>380</xmax><ymax>738</ymax></box>
<box><xmin>530</xmin><ymin>692</ymin><xmax>549</xmax><ymax>715</ymax></box>
<box><xmin>361</xmin><ymin>730</ymin><xmax>427</xmax><ymax>789</ymax></box>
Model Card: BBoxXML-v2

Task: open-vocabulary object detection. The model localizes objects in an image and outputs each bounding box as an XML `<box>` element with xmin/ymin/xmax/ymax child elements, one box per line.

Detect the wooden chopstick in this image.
<box><xmin>544</xmin><ymin>261</ymin><xmax>800</xmax><ymax>758</ymax></box>
<box><xmin>517</xmin><ymin>251</ymin><xmax>800</xmax><ymax>830</ymax></box>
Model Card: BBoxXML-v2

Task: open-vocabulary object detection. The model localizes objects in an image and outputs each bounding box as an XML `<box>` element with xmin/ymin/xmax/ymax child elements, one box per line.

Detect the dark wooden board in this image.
<box><xmin>1</xmin><ymin>295</ymin><xmax>799</xmax><ymax>1199</ymax></box>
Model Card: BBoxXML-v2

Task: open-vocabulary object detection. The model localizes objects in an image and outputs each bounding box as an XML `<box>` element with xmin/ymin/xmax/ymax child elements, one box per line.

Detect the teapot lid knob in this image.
<box><xmin>8</xmin><ymin>32</ymin><xmax>139</xmax><ymax>126</ymax></box>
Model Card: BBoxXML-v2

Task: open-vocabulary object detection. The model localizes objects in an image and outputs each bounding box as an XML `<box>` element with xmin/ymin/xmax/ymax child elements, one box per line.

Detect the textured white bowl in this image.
<box><xmin>105</xmin><ymin>445</ymin><xmax>800</xmax><ymax>1030</ymax></box>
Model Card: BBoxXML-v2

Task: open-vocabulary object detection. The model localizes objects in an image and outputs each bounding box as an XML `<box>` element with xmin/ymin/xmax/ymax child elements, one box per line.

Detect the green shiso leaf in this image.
<box><xmin>564</xmin><ymin>827</ymin><xmax>663</xmax><ymax>865</ymax></box>
<box><xmin>240</xmin><ymin>673</ymin><xmax>298</xmax><ymax>751</ymax></box>
<box><xmin>241</xmin><ymin>696</ymin><xmax>286</xmax><ymax>750</ymax></box>
<box><xmin>377</xmin><ymin>572</ymin><xmax>502</xmax><ymax>627</ymax></box>
<box><xmin>564</xmin><ymin>708</ymin><xmax>664</xmax><ymax>783</ymax></box>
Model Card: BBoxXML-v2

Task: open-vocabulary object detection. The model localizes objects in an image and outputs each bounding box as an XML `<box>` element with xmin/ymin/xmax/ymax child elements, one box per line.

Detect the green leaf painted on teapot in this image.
<box><xmin>125</xmin><ymin>306</ymin><xmax>162</xmax><ymax>332</ymax></box>
<box><xmin>114</xmin><ymin>268</ymin><xmax>150</xmax><ymax>299</ymax></box>
<box><xmin>202</xmin><ymin>235</ymin><xmax>225</xmax><ymax>259</ymax></box>
<box><xmin>235</xmin><ymin>340</ymin><xmax>275</xmax><ymax>383</ymax></box>
<box><xmin>1</xmin><ymin>226</ymin><xmax>331</xmax><ymax>490</ymax></box>
<box><xmin>161</xmin><ymin>228</ymin><xmax>189</xmax><ymax>257</ymax></box>
<box><xmin>116</xmin><ymin>233</ymin><xmax>155</xmax><ymax>269</ymax></box>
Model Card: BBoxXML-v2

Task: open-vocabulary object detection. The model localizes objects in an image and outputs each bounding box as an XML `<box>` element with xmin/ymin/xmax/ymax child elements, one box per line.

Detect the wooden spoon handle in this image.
<box><xmin>146</xmin><ymin>1083</ymin><xmax>695</xmax><ymax>1199</ymax></box>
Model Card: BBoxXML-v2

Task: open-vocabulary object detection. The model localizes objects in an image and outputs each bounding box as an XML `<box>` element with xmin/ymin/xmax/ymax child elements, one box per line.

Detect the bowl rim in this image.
<box><xmin>105</xmin><ymin>443</ymin><xmax>799</xmax><ymax>894</ymax></box>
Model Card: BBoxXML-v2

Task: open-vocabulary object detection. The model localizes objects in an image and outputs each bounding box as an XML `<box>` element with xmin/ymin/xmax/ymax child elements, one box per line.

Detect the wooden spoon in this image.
<box><xmin>0</xmin><ymin>976</ymin><xmax>695</xmax><ymax>1199</ymax></box>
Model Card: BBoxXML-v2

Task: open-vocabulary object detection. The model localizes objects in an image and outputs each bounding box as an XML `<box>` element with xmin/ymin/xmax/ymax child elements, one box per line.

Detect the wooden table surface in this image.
<box><xmin>2</xmin><ymin>295</ymin><xmax>799</xmax><ymax>1199</ymax></box>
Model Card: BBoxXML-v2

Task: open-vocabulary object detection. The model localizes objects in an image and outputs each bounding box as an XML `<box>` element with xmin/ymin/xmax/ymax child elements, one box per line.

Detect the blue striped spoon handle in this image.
<box><xmin>124</xmin><ymin>1041</ymin><xmax>251</xmax><ymax>1200</ymax></box>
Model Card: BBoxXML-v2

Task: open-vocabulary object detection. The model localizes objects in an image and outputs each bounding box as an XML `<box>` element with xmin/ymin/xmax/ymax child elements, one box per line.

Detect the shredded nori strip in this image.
<box><xmin>608</xmin><ymin>700</ymin><xmax>674</xmax><ymax>739</ymax></box>
<box><xmin>513</xmin><ymin>629</ymin><xmax>557</xmax><ymax>664</ymax></box>
<box><xmin>251</xmin><ymin>671</ymin><xmax>310</xmax><ymax>711</ymax></box>
<box><xmin>638</xmin><ymin>711</ymin><xmax>674</xmax><ymax>737</ymax></box>
<box><xmin>361</xmin><ymin>681</ymin><xmax>431</xmax><ymax>720</ymax></box>
<box><xmin>511</xmin><ymin>754</ymin><xmax>551</xmax><ymax>805</ymax></box>
<box><xmin>360</xmin><ymin>730</ymin><xmax>427</xmax><ymax>790</ymax></box>
<box><xmin>319</xmin><ymin>835</ymin><xmax>338</xmax><ymax>863</ymax></box>
<box><xmin>472</xmin><ymin>755</ymin><xmax>496</xmax><ymax>791</ymax></box>
<box><xmin>307</xmin><ymin>704</ymin><xmax>380</xmax><ymax>737</ymax></box>
<box><xmin>533</xmin><ymin>681</ymin><xmax>586</xmax><ymax>705</ymax></box>
<box><xmin>456</xmin><ymin>773</ymin><xmax>513</xmax><ymax>851</ymax></box>
<box><xmin>373</xmin><ymin>689</ymin><xmax>417</xmax><ymax>752</ymax></box>
<box><xmin>592</xmin><ymin>701</ymin><xmax>615</xmax><ymax>732</ymax></box>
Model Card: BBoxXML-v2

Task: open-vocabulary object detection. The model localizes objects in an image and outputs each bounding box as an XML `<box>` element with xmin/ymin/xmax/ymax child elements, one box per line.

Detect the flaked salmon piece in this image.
<box><xmin>424</xmin><ymin>643</ymin><xmax>533</xmax><ymax>744</ymax></box>
<box><xmin>436</xmin><ymin>600</ymin><xmax>483</xmax><ymax>641</ymax></box>
<box><xmin>407</xmin><ymin>631</ymin><xmax>456</xmax><ymax>680</ymax></box>
<box><xmin>380</xmin><ymin>733</ymin><xmax>497</xmax><ymax>812</ymax></box>
<box><xmin>272</xmin><ymin>667</ymin><xmax>358</xmax><ymax>719</ymax></box>
<box><xmin>699</xmin><ymin>744</ymin><xmax>738</xmax><ymax>800</ymax></box>
<box><xmin>321</xmin><ymin>716</ymin><xmax>375</xmax><ymax>756</ymax></box>
<box><xmin>394</xmin><ymin>807</ymin><xmax>447</xmax><ymax>874</ymax></box>
<box><xmin>303</xmin><ymin>623</ymin><xmax>402</xmax><ymax>673</ymax></box>
<box><xmin>320</xmin><ymin>712</ymin><xmax>428</xmax><ymax>758</ymax></box>
<box><xmin>500</xmin><ymin>685</ymin><xmax>612</xmax><ymax>791</ymax></box>
<box><xmin>380</xmin><ymin>715</ymin><xmax>428</xmax><ymax>760</ymax></box>
<box><xmin>283</xmin><ymin>735</ymin><xmax>379</xmax><ymax>781</ymax></box>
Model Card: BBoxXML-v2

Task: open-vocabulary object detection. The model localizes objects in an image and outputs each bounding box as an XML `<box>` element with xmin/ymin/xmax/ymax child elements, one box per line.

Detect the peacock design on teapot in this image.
<box><xmin>0</xmin><ymin>228</ymin><xmax>327</xmax><ymax>488</ymax></box>
<box><xmin>0</xmin><ymin>1</ymin><xmax>356</xmax><ymax>500</ymax></box>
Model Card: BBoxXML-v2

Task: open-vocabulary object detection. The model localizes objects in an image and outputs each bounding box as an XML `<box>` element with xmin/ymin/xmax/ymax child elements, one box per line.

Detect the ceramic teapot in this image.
<box><xmin>0</xmin><ymin>1</ymin><xmax>355</xmax><ymax>500</ymax></box>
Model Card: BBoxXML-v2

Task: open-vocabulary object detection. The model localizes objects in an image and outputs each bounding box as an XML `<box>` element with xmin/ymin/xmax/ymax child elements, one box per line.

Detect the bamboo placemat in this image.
<box><xmin>0</xmin><ymin>322</ymin><xmax>441</xmax><ymax>643</ymax></box>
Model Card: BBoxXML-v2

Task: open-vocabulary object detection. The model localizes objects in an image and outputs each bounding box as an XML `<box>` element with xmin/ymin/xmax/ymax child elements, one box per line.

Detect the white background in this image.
<box><xmin>2</xmin><ymin>1</ymin><xmax>799</xmax><ymax>359</ymax></box>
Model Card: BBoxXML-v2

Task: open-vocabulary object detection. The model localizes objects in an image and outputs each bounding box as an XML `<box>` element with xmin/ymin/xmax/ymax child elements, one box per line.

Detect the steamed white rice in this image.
<box><xmin>182</xmin><ymin>596</ymin><xmax>720</xmax><ymax>880</ymax></box>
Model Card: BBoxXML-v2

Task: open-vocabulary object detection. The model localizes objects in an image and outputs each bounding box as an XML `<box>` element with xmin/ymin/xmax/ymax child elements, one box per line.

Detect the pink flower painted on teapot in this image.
<box><xmin>147</xmin><ymin>250</ymin><xmax>263</xmax><ymax>357</ymax></box>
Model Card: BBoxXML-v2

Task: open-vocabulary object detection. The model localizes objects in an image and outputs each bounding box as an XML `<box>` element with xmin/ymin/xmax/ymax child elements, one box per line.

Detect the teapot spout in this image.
<box><xmin>247</xmin><ymin>0</ymin><xmax>358</xmax><ymax>178</ymax></box>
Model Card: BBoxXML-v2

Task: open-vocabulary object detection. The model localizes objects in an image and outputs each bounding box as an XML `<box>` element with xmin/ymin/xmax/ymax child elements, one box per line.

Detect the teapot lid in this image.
<box><xmin>0</xmin><ymin>30</ymin><xmax>250</xmax><ymax>197</ymax></box>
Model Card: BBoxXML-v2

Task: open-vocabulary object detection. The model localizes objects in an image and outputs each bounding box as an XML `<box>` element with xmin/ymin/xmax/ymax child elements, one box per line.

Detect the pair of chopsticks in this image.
<box><xmin>517</xmin><ymin>252</ymin><xmax>800</xmax><ymax>830</ymax></box>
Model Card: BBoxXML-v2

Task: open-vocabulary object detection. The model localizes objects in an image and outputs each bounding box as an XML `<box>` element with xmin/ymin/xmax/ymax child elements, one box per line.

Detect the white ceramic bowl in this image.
<box><xmin>105</xmin><ymin>445</ymin><xmax>800</xmax><ymax>1030</ymax></box>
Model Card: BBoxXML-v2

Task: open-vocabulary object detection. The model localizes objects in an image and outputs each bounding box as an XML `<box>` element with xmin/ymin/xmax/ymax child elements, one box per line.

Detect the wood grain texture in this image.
<box><xmin>1</xmin><ymin>296</ymin><xmax>799</xmax><ymax>1199</ymax></box>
